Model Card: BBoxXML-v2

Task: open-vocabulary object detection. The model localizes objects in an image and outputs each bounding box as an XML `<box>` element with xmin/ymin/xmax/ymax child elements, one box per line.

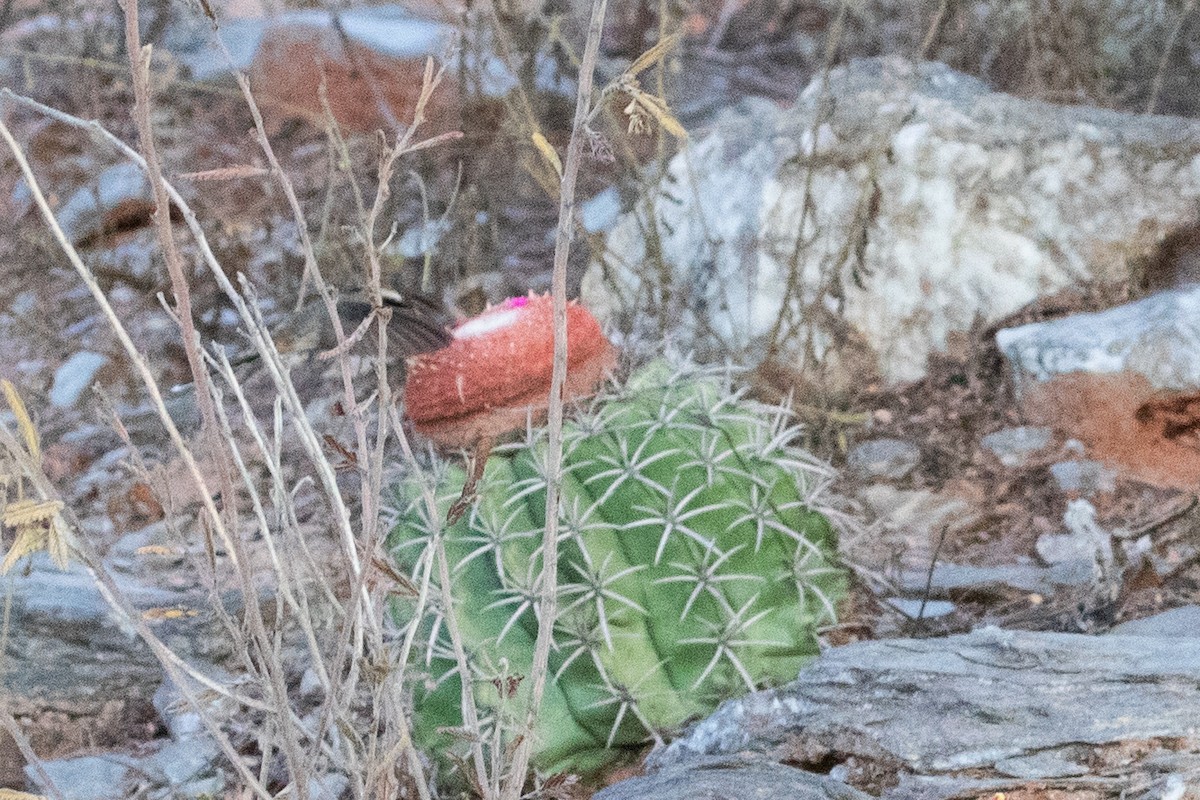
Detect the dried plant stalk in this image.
<box><xmin>501</xmin><ymin>1</ymin><xmax>609</xmax><ymax>798</ymax></box>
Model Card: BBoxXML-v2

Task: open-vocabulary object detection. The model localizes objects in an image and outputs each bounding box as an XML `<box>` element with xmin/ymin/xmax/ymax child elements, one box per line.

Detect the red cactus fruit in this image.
<box><xmin>403</xmin><ymin>294</ymin><xmax>617</xmax><ymax>447</ymax></box>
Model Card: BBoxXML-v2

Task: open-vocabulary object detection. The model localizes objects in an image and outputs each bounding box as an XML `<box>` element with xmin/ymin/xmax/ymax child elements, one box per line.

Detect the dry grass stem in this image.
<box><xmin>501</xmin><ymin>2</ymin><xmax>609</xmax><ymax>797</ymax></box>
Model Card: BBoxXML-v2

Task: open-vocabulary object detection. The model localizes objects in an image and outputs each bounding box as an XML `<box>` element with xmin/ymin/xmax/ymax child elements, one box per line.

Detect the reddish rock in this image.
<box><xmin>247</xmin><ymin>21</ymin><xmax>458</xmax><ymax>133</ymax></box>
<box><xmin>1023</xmin><ymin>371</ymin><xmax>1200</xmax><ymax>489</ymax></box>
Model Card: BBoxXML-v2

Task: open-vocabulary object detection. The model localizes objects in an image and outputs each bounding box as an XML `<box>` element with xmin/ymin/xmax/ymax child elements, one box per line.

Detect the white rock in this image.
<box><xmin>1050</xmin><ymin>460</ymin><xmax>1118</xmax><ymax>495</ymax></box>
<box><xmin>584</xmin><ymin>58</ymin><xmax>1200</xmax><ymax>386</ymax></box>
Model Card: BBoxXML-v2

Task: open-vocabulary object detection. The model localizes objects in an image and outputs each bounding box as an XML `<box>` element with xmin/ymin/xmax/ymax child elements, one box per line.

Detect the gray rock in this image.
<box><xmin>147</xmin><ymin>736</ymin><xmax>221</xmax><ymax>788</ymax></box>
<box><xmin>1109</xmin><ymin>606</ymin><xmax>1200</xmax><ymax>637</ymax></box>
<box><xmin>153</xmin><ymin>667</ymin><xmax>233</xmax><ymax>741</ymax></box>
<box><xmin>847</xmin><ymin>438</ymin><xmax>921</xmax><ymax>480</ymax></box>
<box><xmin>26</xmin><ymin>753</ymin><xmax>136</xmax><ymax>800</ymax></box>
<box><xmin>173</xmin><ymin>776</ymin><xmax>225</xmax><ymax>799</ymax></box>
<box><xmin>581</xmin><ymin>187</ymin><xmax>623</xmax><ymax>234</ymax></box>
<box><xmin>308</xmin><ymin>771</ymin><xmax>350</xmax><ymax>800</ymax></box>
<box><xmin>1</xmin><ymin>555</ymin><xmax>230</xmax><ymax>706</ymax></box>
<box><xmin>980</xmin><ymin>426</ymin><xmax>1052</xmax><ymax>467</ymax></box>
<box><xmin>298</xmin><ymin>667</ymin><xmax>324</xmax><ymax>700</ymax></box>
<box><xmin>997</xmin><ymin>285</ymin><xmax>1200</xmax><ymax>391</ymax></box>
<box><xmin>897</xmin><ymin>560</ymin><xmax>1090</xmax><ymax>595</ymax></box>
<box><xmin>1035</xmin><ymin>531</ymin><xmax>1097</xmax><ymax>566</ymax></box>
<box><xmin>584</xmin><ymin>57</ymin><xmax>1200</xmax><ymax>386</ymax></box>
<box><xmin>49</xmin><ymin>351</ymin><xmax>108</xmax><ymax>408</ymax></box>
<box><xmin>1049</xmin><ymin>459</ymin><xmax>1118</xmax><ymax>495</ymax></box>
<box><xmin>653</xmin><ymin>627</ymin><xmax>1200</xmax><ymax>777</ymax></box>
<box><xmin>993</xmin><ymin>751</ymin><xmax>1089</xmax><ymax>779</ymax></box>
<box><xmin>595</xmin><ymin>757</ymin><xmax>871</xmax><ymax>800</ymax></box>
<box><xmin>393</xmin><ymin>218</ymin><xmax>450</xmax><ymax>259</ymax></box>
<box><xmin>165</xmin><ymin>6</ymin><xmax>451</xmax><ymax>81</ymax></box>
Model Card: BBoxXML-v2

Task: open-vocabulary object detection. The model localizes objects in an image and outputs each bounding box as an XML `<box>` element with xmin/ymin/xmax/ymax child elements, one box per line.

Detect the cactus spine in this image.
<box><xmin>389</xmin><ymin>361</ymin><xmax>846</xmax><ymax>776</ymax></box>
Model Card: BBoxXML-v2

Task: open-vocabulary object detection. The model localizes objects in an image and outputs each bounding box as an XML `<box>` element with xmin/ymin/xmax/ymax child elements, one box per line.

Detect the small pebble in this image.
<box><xmin>847</xmin><ymin>438</ymin><xmax>920</xmax><ymax>480</ymax></box>
<box><xmin>50</xmin><ymin>351</ymin><xmax>107</xmax><ymax>408</ymax></box>
<box><xmin>1050</xmin><ymin>459</ymin><xmax>1118</xmax><ymax>495</ymax></box>
<box><xmin>980</xmin><ymin>425</ymin><xmax>1052</xmax><ymax>467</ymax></box>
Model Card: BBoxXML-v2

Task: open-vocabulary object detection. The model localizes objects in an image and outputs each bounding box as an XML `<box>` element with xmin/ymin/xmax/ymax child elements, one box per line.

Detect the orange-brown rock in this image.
<box><xmin>247</xmin><ymin>21</ymin><xmax>458</xmax><ymax>133</ymax></box>
<box><xmin>1023</xmin><ymin>371</ymin><xmax>1200</xmax><ymax>489</ymax></box>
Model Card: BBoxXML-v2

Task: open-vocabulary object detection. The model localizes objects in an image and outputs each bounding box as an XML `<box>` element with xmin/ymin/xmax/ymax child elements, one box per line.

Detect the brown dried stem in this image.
<box><xmin>501</xmin><ymin>1</ymin><xmax>608</xmax><ymax>797</ymax></box>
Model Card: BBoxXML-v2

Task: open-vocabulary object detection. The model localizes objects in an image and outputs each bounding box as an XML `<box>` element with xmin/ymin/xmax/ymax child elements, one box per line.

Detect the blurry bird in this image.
<box><xmin>136</xmin><ymin>288</ymin><xmax>452</xmax><ymax>436</ymax></box>
<box><xmin>266</xmin><ymin>287</ymin><xmax>454</xmax><ymax>370</ymax></box>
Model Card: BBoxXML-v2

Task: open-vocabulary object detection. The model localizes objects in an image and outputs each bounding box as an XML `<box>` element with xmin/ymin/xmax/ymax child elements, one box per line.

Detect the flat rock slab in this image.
<box><xmin>594</xmin><ymin>757</ymin><xmax>873</xmax><ymax>800</ymax></box>
<box><xmin>647</xmin><ymin>628</ymin><xmax>1200</xmax><ymax>797</ymax></box>
<box><xmin>997</xmin><ymin>285</ymin><xmax>1200</xmax><ymax>391</ymax></box>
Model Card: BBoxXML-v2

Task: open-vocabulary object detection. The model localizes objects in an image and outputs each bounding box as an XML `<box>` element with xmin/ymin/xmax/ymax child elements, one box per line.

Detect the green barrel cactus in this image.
<box><xmin>388</xmin><ymin>361</ymin><xmax>846</xmax><ymax>776</ymax></box>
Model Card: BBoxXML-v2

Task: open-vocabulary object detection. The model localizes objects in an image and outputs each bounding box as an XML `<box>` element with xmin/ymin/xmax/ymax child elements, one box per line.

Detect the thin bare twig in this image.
<box><xmin>918</xmin><ymin>0</ymin><xmax>954</xmax><ymax>61</ymax></box>
<box><xmin>1146</xmin><ymin>0</ymin><xmax>1197</xmax><ymax>114</ymax></box>
<box><xmin>501</xmin><ymin>1</ymin><xmax>608</xmax><ymax>797</ymax></box>
<box><xmin>115</xmin><ymin>0</ymin><xmax>222</xmax><ymax>443</ymax></box>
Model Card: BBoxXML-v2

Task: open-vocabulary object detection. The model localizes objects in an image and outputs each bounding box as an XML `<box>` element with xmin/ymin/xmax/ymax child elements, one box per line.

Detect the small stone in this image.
<box><xmin>154</xmin><ymin>666</ymin><xmax>233</xmax><ymax>740</ymax></box>
<box><xmin>995</xmin><ymin>752</ymin><xmax>1088</xmax><ymax>779</ymax></box>
<box><xmin>50</xmin><ymin>351</ymin><xmax>108</xmax><ymax>408</ymax></box>
<box><xmin>980</xmin><ymin>426</ymin><xmax>1052</xmax><ymax>467</ymax></box>
<box><xmin>1050</xmin><ymin>459</ymin><xmax>1118</xmax><ymax>495</ymax></box>
<box><xmin>884</xmin><ymin>598</ymin><xmax>956</xmax><ymax>619</ymax></box>
<box><xmin>299</xmin><ymin>667</ymin><xmax>324</xmax><ymax>699</ymax></box>
<box><xmin>394</xmin><ymin>218</ymin><xmax>449</xmax><ymax>258</ymax></box>
<box><xmin>847</xmin><ymin>438</ymin><xmax>921</xmax><ymax>480</ymax></box>
<box><xmin>149</xmin><ymin>736</ymin><xmax>220</xmax><ymax>787</ymax></box>
<box><xmin>581</xmin><ymin>187</ymin><xmax>622</xmax><ymax>234</ymax></box>
<box><xmin>309</xmin><ymin>772</ymin><xmax>350</xmax><ymax>800</ymax></box>
<box><xmin>26</xmin><ymin>754</ymin><xmax>135</xmax><ymax>800</ymax></box>
<box><xmin>1036</xmin><ymin>531</ymin><xmax>1097</xmax><ymax>565</ymax></box>
<box><xmin>54</xmin><ymin>162</ymin><xmax>151</xmax><ymax>244</ymax></box>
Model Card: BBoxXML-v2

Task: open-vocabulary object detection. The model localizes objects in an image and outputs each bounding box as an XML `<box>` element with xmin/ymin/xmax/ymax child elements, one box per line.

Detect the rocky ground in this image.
<box><xmin>3</xmin><ymin>1</ymin><xmax>1200</xmax><ymax>799</ymax></box>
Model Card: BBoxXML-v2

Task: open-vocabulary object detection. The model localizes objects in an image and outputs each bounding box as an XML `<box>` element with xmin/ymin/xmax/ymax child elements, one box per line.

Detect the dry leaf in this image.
<box><xmin>135</xmin><ymin>545</ymin><xmax>178</xmax><ymax>556</ymax></box>
<box><xmin>1</xmin><ymin>379</ymin><xmax>40</xmax><ymax>461</ymax></box>
<box><xmin>0</xmin><ymin>789</ymin><xmax>50</xmax><ymax>800</ymax></box>
<box><xmin>2</xmin><ymin>498</ymin><xmax>61</xmax><ymax>528</ymax></box>
<box><xmin>627</xmin><ymin>90</ymin><xmax>688</xmax><ymax>140</ymax></box>
<box><xmin>625</xmin><ymin>32</ymin><xmax>682</xmax><ymax>77</ymax></box>
<box><xmin>142</xmin><ymin>607</ymin><xmax>200</xmax><ymax>621</ymax></box>
<box><xmin>0</xmin><ymin>499</ymin><xmax>70</xmax><ymax>573</ymax></box>
<box><xmin>531</xmin><ymin>131</ymin><xmax>563</xmax><ymax>179</ymax></box>
<box><xmin>2</xmin><ymin>526</ymin><xmax>46</xmax><ymax>574</ymax></box>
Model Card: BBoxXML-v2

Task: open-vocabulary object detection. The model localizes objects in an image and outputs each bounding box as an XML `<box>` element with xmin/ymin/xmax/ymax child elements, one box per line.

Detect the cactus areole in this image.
<box><xmin>402</xmin><ymin>294</ymin><xmax>617</xmax><ymax>447</ymax></box>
